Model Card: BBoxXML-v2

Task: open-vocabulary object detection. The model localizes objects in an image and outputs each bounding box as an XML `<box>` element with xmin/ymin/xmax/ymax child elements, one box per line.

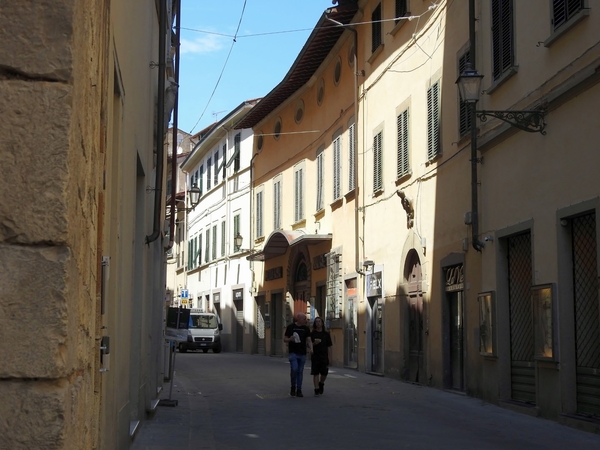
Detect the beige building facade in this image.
<box><xmin>238</xmin><ymin>0</ymin><xmax>600</xmax><ymax>433</ymax></box>
<box><xmin>1</xmin><ymin>0</ymin><xmax>177</xmax><ymax>448</ymax></box>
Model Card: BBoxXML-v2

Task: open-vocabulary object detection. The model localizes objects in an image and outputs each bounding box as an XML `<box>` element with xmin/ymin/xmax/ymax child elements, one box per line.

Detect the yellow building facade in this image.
<box><xmin>239</xmin><ymin>0</ymin><xmax>600</xmax><ymax>432</ymax></box>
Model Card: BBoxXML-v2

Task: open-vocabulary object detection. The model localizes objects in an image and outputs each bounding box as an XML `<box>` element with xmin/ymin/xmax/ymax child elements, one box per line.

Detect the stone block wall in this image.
<box><xmin>0</xmin><ymin>0</ymin><xmax>107</xmax><ymax>448</ymax></box>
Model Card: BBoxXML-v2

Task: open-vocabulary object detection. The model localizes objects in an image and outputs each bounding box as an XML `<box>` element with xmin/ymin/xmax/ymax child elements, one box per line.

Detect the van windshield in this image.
<box><xmin>189</xmin><ymin>315</ymin><xmax>218</xmax><ymax>329</ymax></box>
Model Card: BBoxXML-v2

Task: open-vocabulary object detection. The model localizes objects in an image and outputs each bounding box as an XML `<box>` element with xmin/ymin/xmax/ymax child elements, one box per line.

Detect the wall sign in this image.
<box><xmin>366</xmin><ymin>271</ymin><xmax>382</xmax><ymax>297</ymax></box>
<box><xmin>265</xmin><ymin>266</ymin><xmax>283</xmax><ymax>281</ymax></box>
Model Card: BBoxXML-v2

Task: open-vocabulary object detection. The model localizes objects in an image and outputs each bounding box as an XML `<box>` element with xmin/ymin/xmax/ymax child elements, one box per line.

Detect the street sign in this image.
<box><xmin>181</xmin><ymin>289</ymin><xmax>189</xmax><ymax>299</ymax></box>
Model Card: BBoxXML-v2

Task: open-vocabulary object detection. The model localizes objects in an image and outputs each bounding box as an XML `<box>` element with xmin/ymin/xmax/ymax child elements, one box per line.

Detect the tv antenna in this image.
<box><xmin>212</xmin><ymin>110</ymin><xmax>227</xmax><ymax>121</ymax></box>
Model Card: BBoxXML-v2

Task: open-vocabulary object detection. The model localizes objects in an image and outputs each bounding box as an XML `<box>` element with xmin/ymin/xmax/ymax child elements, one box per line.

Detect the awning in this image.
<box><xmin>247</xmin><ymin>230</ymin><xmax>332</xmax><ymax>261</ymax></box>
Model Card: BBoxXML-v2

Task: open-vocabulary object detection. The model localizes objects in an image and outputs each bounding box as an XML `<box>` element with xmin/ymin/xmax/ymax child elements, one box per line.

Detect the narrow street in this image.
<box><xmin>132</xmin><ymin>352</ymin><xmax>600</xmax><ymax>450</ymax></box>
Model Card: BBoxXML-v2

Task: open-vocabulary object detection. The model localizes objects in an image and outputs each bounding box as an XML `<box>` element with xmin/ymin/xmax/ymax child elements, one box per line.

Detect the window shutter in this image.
<box><xmin>317</xmin><ymin>152</ymin><xmax>324</xmax><ymax>210</ymax></box>
<box><xmin>333</xmin><ymin>136</ymin><xmax>341</xmax><ymax>200</ymax></box>
<box><xmin>552</xmin><ymin>0</ymin><xmax>584</xmax><ymax>30</ymax></box>
<box><xmin>205</xmin><ymin>229</ymin><xmax>210</xmax><ymax>263</ymax></box>
<box><xmin>198</xmin><ymin>234</ymin><xmax>202</xmax><ymax>265</ymax></box>
<box><xmin>234</xmin><ymin>133</ymin><xmax>241</xmax><ymax>172</ymax></box>
<box><xmin>294</xmin><ymin>168</ymin><xmax>304</xmax><ymax>222</ymax></box>
<box><xmin>233</xmin><ymin>215</ymin><xmax>240</xmax><ymax>251</ymax></box>
<box><xmin>397</xmin><ymin>109</ymin><xmax>409</xmax><ymax>178</ymax></box>
<box><xmin>348</xmin><ymin>123</ymin><xmax>356</xmax><ymax>191</ymax></box>
<box><xmin>491</xmin><ymin>0</ymin><xmax>514</xmax><ymax>80</ymax></box>
<box><xmin>212</xmin><ymin>224</ymin><xmax>217</xmax><ymax>260</ymax></box>
<box><xmin>193</xmin><ymin>237</ymin><xmax>197</xmax><ymax>268</ymax></box>
<box><xmin>207</xmin><ymin>157</ymin><xmax>212</xmax><ymax>190</ymax></box>
<box><xmin>187</xmin><ymin>240</ymin><xmax>192</xmax><ymax>270</ymax></box>
<box><xmin>214</xmin><ymin>150</ymin><xmax>219</xmax><ymax>186</ymax></box>
<box><xmin>199</xmin><ymin>165</ymin><xmax>204</xmax><ymax>196</ymax></box>
<box><xmin>274</xmin><ymin>180</ymin><xmax>281</xmax><ymax>229</ymax></box>
<box><xmin>458</xmin><ymin>51</ymin><xmax>472</xmax><ymax>137</ymax></box>
<box><xmin>373</xmin><ymin>131</ymin><xmax>383</xmax><ymax>192</ymax></box>
<box><xmin>256</xmin><ymin>192</ymin><xmax>263</xmax><ymax>238</ymax></box>
<box><xmin>221</xmin><ymin>221</ymin><xmax>225</xmax><ymax>257</ymax></box>
<box><xmin>395</xmin><ymin>0</ymin><xmax>408</xmax><ymax>23</ymax></box>
<box><xmin>222</xmin><ymin>144</ymin><xmax>226</xmax><ymax>177</ymax></box>
<box><xmin>427</xmin><ymin>82</ymin><xmax>440</xmax><ymax>160</ymax></box>
<box><xmin>371</xmin><ymin>4</ymin><xmax>382</xmax><ymax>53</ymax></box>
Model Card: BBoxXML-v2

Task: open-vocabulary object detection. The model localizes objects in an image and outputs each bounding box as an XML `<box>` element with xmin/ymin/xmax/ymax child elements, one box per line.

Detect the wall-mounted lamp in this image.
<box><xmin>188</xmin><ymin>183</ymin><xmax>201</xmax><ymax>209</ymax></box>
<box><xmin>234</xmin><ymin>233</ymin><xmax>253</xmax><ymax>253</ymax></box>
<box><xmin>456</xmin><ymin>64</ymin><xmax>547</xmax><ymax>134</ymax></box>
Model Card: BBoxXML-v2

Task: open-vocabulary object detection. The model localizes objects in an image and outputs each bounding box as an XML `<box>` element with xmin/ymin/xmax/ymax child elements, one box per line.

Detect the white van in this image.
<box><xmin>178</xmin><ymin>309</ymin><xmax>223</xmax><ymax>353</ymax></box>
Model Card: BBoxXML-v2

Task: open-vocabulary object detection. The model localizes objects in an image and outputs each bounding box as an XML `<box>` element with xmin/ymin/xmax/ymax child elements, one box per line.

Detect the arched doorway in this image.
<box><xmin>405</xmin><ymin>250</ymin><xmax>424</xmax><ymax>383</ymax></box>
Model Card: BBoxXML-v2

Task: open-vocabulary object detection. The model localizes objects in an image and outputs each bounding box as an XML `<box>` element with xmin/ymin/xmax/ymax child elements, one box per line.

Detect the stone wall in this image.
<box><xmin>0</xmin><ymin>0</ymin><xmax>106</xmax><ymax>448</ymax></box>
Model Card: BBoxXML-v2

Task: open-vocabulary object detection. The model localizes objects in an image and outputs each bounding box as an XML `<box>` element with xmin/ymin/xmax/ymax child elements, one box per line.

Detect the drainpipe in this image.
<box><xmin>325</xmin><ymin>11</ymin><xmax>365</xmax><ymax>276</ymax></box>
<box><xmin>468</xmin><ymin>0</ymin><xmax>484</xmax><ymax>252</ymax></box>
<box><xmin>146</xmin><ymin>0</ymin><xmax>168</xmax><ymax>244</ymax></box>
<box><xmin>167</xmin><ymin>0</ymin><xmax>182</xmax><ymax>251</ymax></box>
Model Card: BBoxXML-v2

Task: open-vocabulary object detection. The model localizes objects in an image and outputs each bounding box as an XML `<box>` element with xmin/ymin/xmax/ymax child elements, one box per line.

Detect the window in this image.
<box><xmin>212</xmin><ymin>224</ymin><xmax>217</xmax><ymax>260</ymax></box>
<box><xmin>205</xmin><ymin>228</ymin><xmax>210</xmax><ymax>263</ymax></box>
<box><xmin>221</xmin><ymin>221</ymin><xmax>225</xmax><ymax>257</ymax></box>
<box><xmin>427</xmin><ymin>81</ymin><xmax>441</xmax><ymax>160</ymax></box>
<box><xmin>274</xmin><ymin>119</ymin><xmax>282</xmax><ymax>140</ymax></box>
<box><xmin>458</xmin><ymin>51</ymin><xmax>472</xmax><ymax>137</ymax></box>
<box><xmin>333</xmin><ymin>57</ymin><xmax>342</xmax><ymax>85</ymax></box>
<box><xmin>316</xmin><ymin>148</ymin><xmax>324</xmax><ymax>211</ymax></box>
<box><xmin>552</xmin><ymin>0</ymin><xmax>585</xmax><ymax>31</ymax></box>
<box><xmin>197</xmin><ymin>165</ymin><xmax>203</xmax><ymax>196</ymax></box>
<box><xmin>371</xmin><ymin>3</ymin><xmax>382</xmax><ymax>53</ymax></box>
<box><xmin>233</xmin><ymin>214</ymin><xmax>240</xmax><ymax>251</ymax></box>
<box><xmin>491</xmin><ymin>0</ymin><xmax>514</xmax><ymax>81</ymax></box>
<box><xmin>397</xmin><ymin>109</ymin><xmax>410</xmax><ymax>178</ymax></box>
<box><xmin>234</xmin><ymin>133</ymin><xmax>241</xmax><ymax>172</ymax></box>
<box><xmin>207</xmin><ymin>157</ymin><xmax>212</xmax><ymax>190</ymax></box>
<box><xmin>348</xmin><ymin>122</ymin><xmax>356</xmax><ymax>191</ymax></box>
<box><xmin>395</xmin><ymin>0</ymin><xmax>408</xmax><ymax>24</ymax></box>
<box><xmin>214</xmin><ymin>149</ymin><xmax>219</xmax><ymax>186</ymax></box>
<box><xmin>333</xmin><ymin>135</ymin><xmax>342</xmax><ymax>201</ymax></box>
<box><xmin>373</xmin><ymin>131</ymin><xmax>383</xmax><ymax>192</ymax></box>
<box><xmin>274</xmin><ymin>177</ymin><xmax>282</xmax><ymax>230</ymax></box>
<box><xmin>294</xmin><ymin>164</ymin><xmax>304</xmax><ymax>222</ymax></box>
<box><xmin>295</xmin><ymin>100</ymin><xmax>304</xmax><ymax>124</ymax></box>
<box><xmin>256</xmin><ymin>190</ymin><xmax>263</xmax><ymax>238</ymax></box>
<box><xmin>317</xmin><ymin>79</ymin><xmax>324</xmax><ymax>106</ymax></box>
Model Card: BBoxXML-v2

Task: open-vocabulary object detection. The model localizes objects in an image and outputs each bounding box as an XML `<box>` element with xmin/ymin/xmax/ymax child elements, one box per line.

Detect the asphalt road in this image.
<box><xmin>131</xmin><ymin>351</ymin><xmax>600</xmax><ymax>450</ymax></box>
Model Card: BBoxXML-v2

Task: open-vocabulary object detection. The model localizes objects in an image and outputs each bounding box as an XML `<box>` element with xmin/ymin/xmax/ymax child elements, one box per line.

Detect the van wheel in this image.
<box><xmin>213</xmin><ymin>346</ymin><xmax>221</xmax><ymax>354</ymax></box>
<box><xmin>202</xmin><ymin>349</ymin><xmax>208</xmax><ymax>353</ymax></box>
<box><xmin>179</xmin><ymin>344</ymin><xmax>187</xmax><ymax>353</ymax></box>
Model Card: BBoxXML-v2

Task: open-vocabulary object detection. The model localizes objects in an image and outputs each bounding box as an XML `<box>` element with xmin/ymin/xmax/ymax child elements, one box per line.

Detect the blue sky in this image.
<box><xmin>177</xmin><ymin>1</ymin><xmax>331</xmax><ymax>135</ymax></box>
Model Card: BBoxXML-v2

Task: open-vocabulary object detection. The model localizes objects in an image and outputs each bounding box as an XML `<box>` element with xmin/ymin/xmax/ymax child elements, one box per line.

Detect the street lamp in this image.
<box><xmin>234</xmin><ymin>233</ymin><xmax>254</xmax><ymax>253</ymax></box>
<box><xmin>456</xmin><ymin>64</ymin><xmax>547</xmax><ymax>134</ymax></box>
<box><xmin>188</xmin><ymin>183</ymin><xmax>201</xmax><ymax>209</ymax></box>
<box><xmin>234</xmin><ymin>232</ymin><xmax>244</xmax><ymax>252</ymax></box>
<box><xmin>456</xmin><ymin>63</ymin><xmax>546</xmax><ymax>252</ymax></box>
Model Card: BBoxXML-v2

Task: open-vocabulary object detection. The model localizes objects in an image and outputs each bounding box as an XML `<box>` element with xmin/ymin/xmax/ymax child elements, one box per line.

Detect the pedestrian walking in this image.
<box><xmin>283</xmin><ymin>312</ymin><xmax>313</xmax><ymax>397</ymax></box>
<box><xmin>310</xmin><ymin>316</ymin><xmax>332</xmax><ymax>396</ymax></box>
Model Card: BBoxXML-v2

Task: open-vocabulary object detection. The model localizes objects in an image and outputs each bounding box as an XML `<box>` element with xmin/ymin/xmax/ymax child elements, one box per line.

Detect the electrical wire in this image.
<box><xmin>185</xmin><ymin>2</ymin><xmax>441</xmax><ymax>135</ymax></box>
<box><xmin>188</xmin><ymin>0</ymin><xmax>248</xmax><ymax>135</ymax></box>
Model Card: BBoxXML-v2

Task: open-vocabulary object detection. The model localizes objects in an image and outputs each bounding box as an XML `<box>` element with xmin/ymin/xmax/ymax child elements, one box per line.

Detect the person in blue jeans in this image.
<box><xmin>284</xmin><ymin>313</ymin><xmax>313</xmax><ymax>397</ymax></box>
